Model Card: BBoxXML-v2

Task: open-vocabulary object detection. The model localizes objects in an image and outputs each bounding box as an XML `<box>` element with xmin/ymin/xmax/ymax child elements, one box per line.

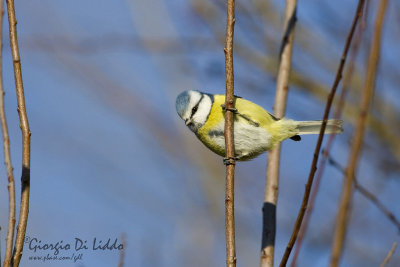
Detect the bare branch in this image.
<box><xmin>117</xmin><ymin>233</ymin><xmax>126</xmax><ymax>267</ymax></box>
<box><xmin>290</xmin><ymin>2</ymin><xmax>369</xmax><ymax>265</ymax></box>
<box><xmin>224</xmin><ymin>1</ymin><xmax>236</xmax><ymax>267</ymax></box>
<box><xmin>261</xmin><ymin>1</ymin><xmax>297</xmax><ymax>267</ymax></box>
<box><xmin>380</xmin><ymin>242</ymin><xmax>397</xmax><ymax>267</ymax></box>
<box><xmin>327</xmin><ymin>156</ymin><xmax>400</xmax><ymax>232</ymax></box>
<box><xmin>0</xmin><ymin>0</ymin><xmax>16</xmax><ymax>266</ymax></box>
<box><xmin>330</xmin><ymin>0</ymin><xmax>389</xmax><ymax>265</ymax></box>
<box><xmin>5</xmin><ymin>0</ymin><xmax>32</xmax><ymax>266</ymax></box>
<box><xmin>279</xmin><ymin>1</ymin><xmax>366</xmax><ymax>266</ymax></box>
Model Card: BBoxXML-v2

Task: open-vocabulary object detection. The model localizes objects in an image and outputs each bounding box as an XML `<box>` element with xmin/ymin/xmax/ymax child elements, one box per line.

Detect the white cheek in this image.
<box><xmin>192</xmin><ymin>95</ymin><xmax>212</xmax><ymax>125</ymax></box>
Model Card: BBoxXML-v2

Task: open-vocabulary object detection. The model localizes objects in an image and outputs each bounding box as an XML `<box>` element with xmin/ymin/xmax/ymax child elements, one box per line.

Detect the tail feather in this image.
<box><xmin>297</xmin><ymin>119</ymin><xmax>343</xmax><ymax>135</ymax></box>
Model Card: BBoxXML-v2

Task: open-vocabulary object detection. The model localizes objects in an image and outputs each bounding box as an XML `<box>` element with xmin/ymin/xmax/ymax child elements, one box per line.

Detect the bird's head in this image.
<box><xmin>176</xmin><ymin>90</ymin><xmax>212</xmax><ymax>132</ymax></box>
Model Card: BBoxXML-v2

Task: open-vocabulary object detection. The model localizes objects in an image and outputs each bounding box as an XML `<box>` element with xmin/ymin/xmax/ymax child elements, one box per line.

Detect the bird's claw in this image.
<box><xmin>223</xmin><ymin>156</ymin><xmax>239</xmax><ymax>165</ymax></box>
<box><xmin>221</xmin><ymin>104</ymin><xmax>238</xmax><ymax>113</ymax></box>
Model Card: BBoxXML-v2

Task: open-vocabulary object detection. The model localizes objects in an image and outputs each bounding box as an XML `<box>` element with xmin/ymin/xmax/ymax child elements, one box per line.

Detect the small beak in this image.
<box><xmin>185</xmin><ymin>119</ymin><xmax>190</xmax><ymax>126</ymax></box>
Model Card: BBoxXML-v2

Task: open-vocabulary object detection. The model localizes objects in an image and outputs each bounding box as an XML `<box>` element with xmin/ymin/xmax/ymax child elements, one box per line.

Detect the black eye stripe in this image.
<box><xmin>191</xmin><ymin>104</ymin><xmax>199</xmax><ymax>117</ymax></box>
<box><xmin>190</xmin><ymin>94</ymin><xmax>204</xmax><ymax>118</ymax></box>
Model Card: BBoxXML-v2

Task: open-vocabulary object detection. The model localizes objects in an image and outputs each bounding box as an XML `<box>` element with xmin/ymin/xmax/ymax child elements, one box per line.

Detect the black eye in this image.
<box><xmin>192</xmin><ymin>106</ymin><xmax>198</xmax><ymax>114</ymax></box>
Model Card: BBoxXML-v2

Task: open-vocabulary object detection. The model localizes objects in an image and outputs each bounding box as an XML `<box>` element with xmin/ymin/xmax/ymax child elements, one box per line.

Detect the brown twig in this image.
<box><xmin>380</xmin><ymin>242</ymin><xmax>397</xmax><ymax>267</ymax></box>
<box><xmin>5</xmin><ymin>0</ymin><xmax>32</xmax><ymax>266</ymax></box>
<box><xmin>354</xmin><ymin>184</ymin><xmax>400</xmax><ymax>230</ymax></box>
<box><xmin>117</xmin><ymin>233</ymin><xmax>126</xmax><ymax>267</ymax></box>
<box><xmin>279</xmin><ymin>1</ymin><xmax>366</xmax><ymax>266</ymax></box>
<box><xmin>0</xmin><ymin>0</ymin><xmax>16</xmax><ymax>266</ymax></box>
<box><xmin>224</xmin><ymin>0</ymin><xmax>236</xmax><ymax>266</ymax></box>
<box><xmin>330</xmin><ymin>0</ymin><xmax>389</xmax><ymax>266</ymax></box>
<box><xmin>289</xmin><ymin>2</ymin><xmax>369</xmax><ymax>265</ymax></box>
<box><xmin>327</xmin><ymin>156</ymin><xmax>400</xmax><ymax>232</ymax></box>
<box><xmin>261</xmin><ymin>1</ymin><xmax>297</xmax><ymax>267</ymax></box>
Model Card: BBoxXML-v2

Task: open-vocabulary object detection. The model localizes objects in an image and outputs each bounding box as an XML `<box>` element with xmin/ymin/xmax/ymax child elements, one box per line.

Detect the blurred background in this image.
<box><xmin>0</xmin><ymin>0</ymin><xmax>399</xmax><ymax>266</ymax></box>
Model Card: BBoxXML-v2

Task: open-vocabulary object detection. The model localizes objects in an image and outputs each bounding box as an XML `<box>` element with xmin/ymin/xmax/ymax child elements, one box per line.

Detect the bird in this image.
<box><xmin>176</xmin><ymin>90</ymin><xmax>343</xmax><ymax>161</ymax></box>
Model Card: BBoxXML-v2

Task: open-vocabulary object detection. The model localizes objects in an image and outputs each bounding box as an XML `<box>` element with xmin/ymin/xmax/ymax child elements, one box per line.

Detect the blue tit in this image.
<box><xmin>176</xmin><ymin>90</ymin><xmax>343</xmax><ymax>161</ymax></box>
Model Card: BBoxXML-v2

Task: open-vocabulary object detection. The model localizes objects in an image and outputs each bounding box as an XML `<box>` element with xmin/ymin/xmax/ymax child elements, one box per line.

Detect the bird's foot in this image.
<box><xmin>223</xmin><ymin>156</ymin><xmax>239</xmax><ymax>165</ymax></box>
<box><xmin>221</xmin><ymin>104</ymin><xmax>238</xmax><ymax>113</ymax></box>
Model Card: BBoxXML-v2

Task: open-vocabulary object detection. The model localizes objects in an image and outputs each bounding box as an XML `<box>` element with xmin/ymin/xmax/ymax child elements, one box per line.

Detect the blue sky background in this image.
<box><xmin>0</xmin><ymin>0</ymin><xmax>399</xmax><ymax>266</ymax></box>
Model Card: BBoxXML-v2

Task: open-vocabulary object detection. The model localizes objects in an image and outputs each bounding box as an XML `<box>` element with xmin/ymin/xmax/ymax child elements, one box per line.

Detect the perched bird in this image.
<box><xmin>176</xmin><ymin>90</ymin><xmax>343</xmax><ymax>161</ymax></box>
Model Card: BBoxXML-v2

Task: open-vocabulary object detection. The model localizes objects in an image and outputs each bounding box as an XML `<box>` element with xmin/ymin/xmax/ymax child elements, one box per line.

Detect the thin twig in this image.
<box><xmin>224</xmin><ymin>0</ymin><xmax>236</xmax><ymax>266</ymax></box>
<box><xmin>327</xmin><ymin>156</ymin><xmax>400</xmax><ymax>232</ymax></box>
<box><xmin>289</xmin><ymin>2</ymin><xmax>369</xmax><ymax>265</ymax></box>
<box><xmin>117</xmin><ymin>233</ymin><xmax>126</xmax><ymax>267</ymax></box>
<box><xmin>380</xmin><ymin>242</ymin><xmax>397</xmax><ymax>267</ymax></box>
<box><xmin>330</xmin><ymin>0</ymin><xmax>389</xmax><ymax>266</ymax></box>
<box><xmin>261</xmin><ymin>1</ymin><xmax>297</xmax><ymax>267</ymax></box>
<box><xmin>354</xmin><ymin>185</ymin><xmax>400</xmax><ymax>230</ymax></box>
<box><xmin>5</xmin><ymin>0</ymin><xmax>32</xmax><ymax>266</ymax></box>
<box><xmin>0</xmin><ymin>0</ymin><xmax>16</xmax><ymax>266</ymax></box>
<box><xmin>279</xmin><ymin>1</ymin><xmax>366</xmax><ymax>266</ymax></box>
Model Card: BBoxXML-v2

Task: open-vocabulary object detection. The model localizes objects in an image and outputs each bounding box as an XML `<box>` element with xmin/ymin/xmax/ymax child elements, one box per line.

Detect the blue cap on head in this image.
<box><xmin>176</xmin><ymin>91</ymin><xmax>190</xmax><ymax>118</ymax></box>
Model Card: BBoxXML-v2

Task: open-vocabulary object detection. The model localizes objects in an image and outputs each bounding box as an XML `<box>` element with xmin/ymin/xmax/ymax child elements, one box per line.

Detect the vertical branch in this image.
<box><xmin>290</xmin><ymin>2</ymin><xmax>368</xmax><ymax>265</ymax></box>
<box><xmin>0</xmin><ymin>0</ymin><xmax>16</xmax><ymax>266</ymax></box>
<box><xmin>279</xmin><ymin>1</ymin><xmax>366</xmax><ymax>266</ymax></box>
<box><xmin>117</xmin><ymin>233</ymin><xmax>126</xmax><ymax>267</ymax></box>
<box><xmin>330</xmin><ymin>0</ymin><xmax>389</xmax><ymax>265</ymax></box>
<box><xmin>261</xmin><ymin>1</ymin><xmax>297</xmax><ymax>267</ymax></box>
<box><xmin>224</xmin><ymin>0</ymin><xmax>236</xmax><ymax>266</ymax></box>
<box><xmin>5</xmin><ymin>0</ymin><xmax>32</xmax><ymax>266</ymax></box>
